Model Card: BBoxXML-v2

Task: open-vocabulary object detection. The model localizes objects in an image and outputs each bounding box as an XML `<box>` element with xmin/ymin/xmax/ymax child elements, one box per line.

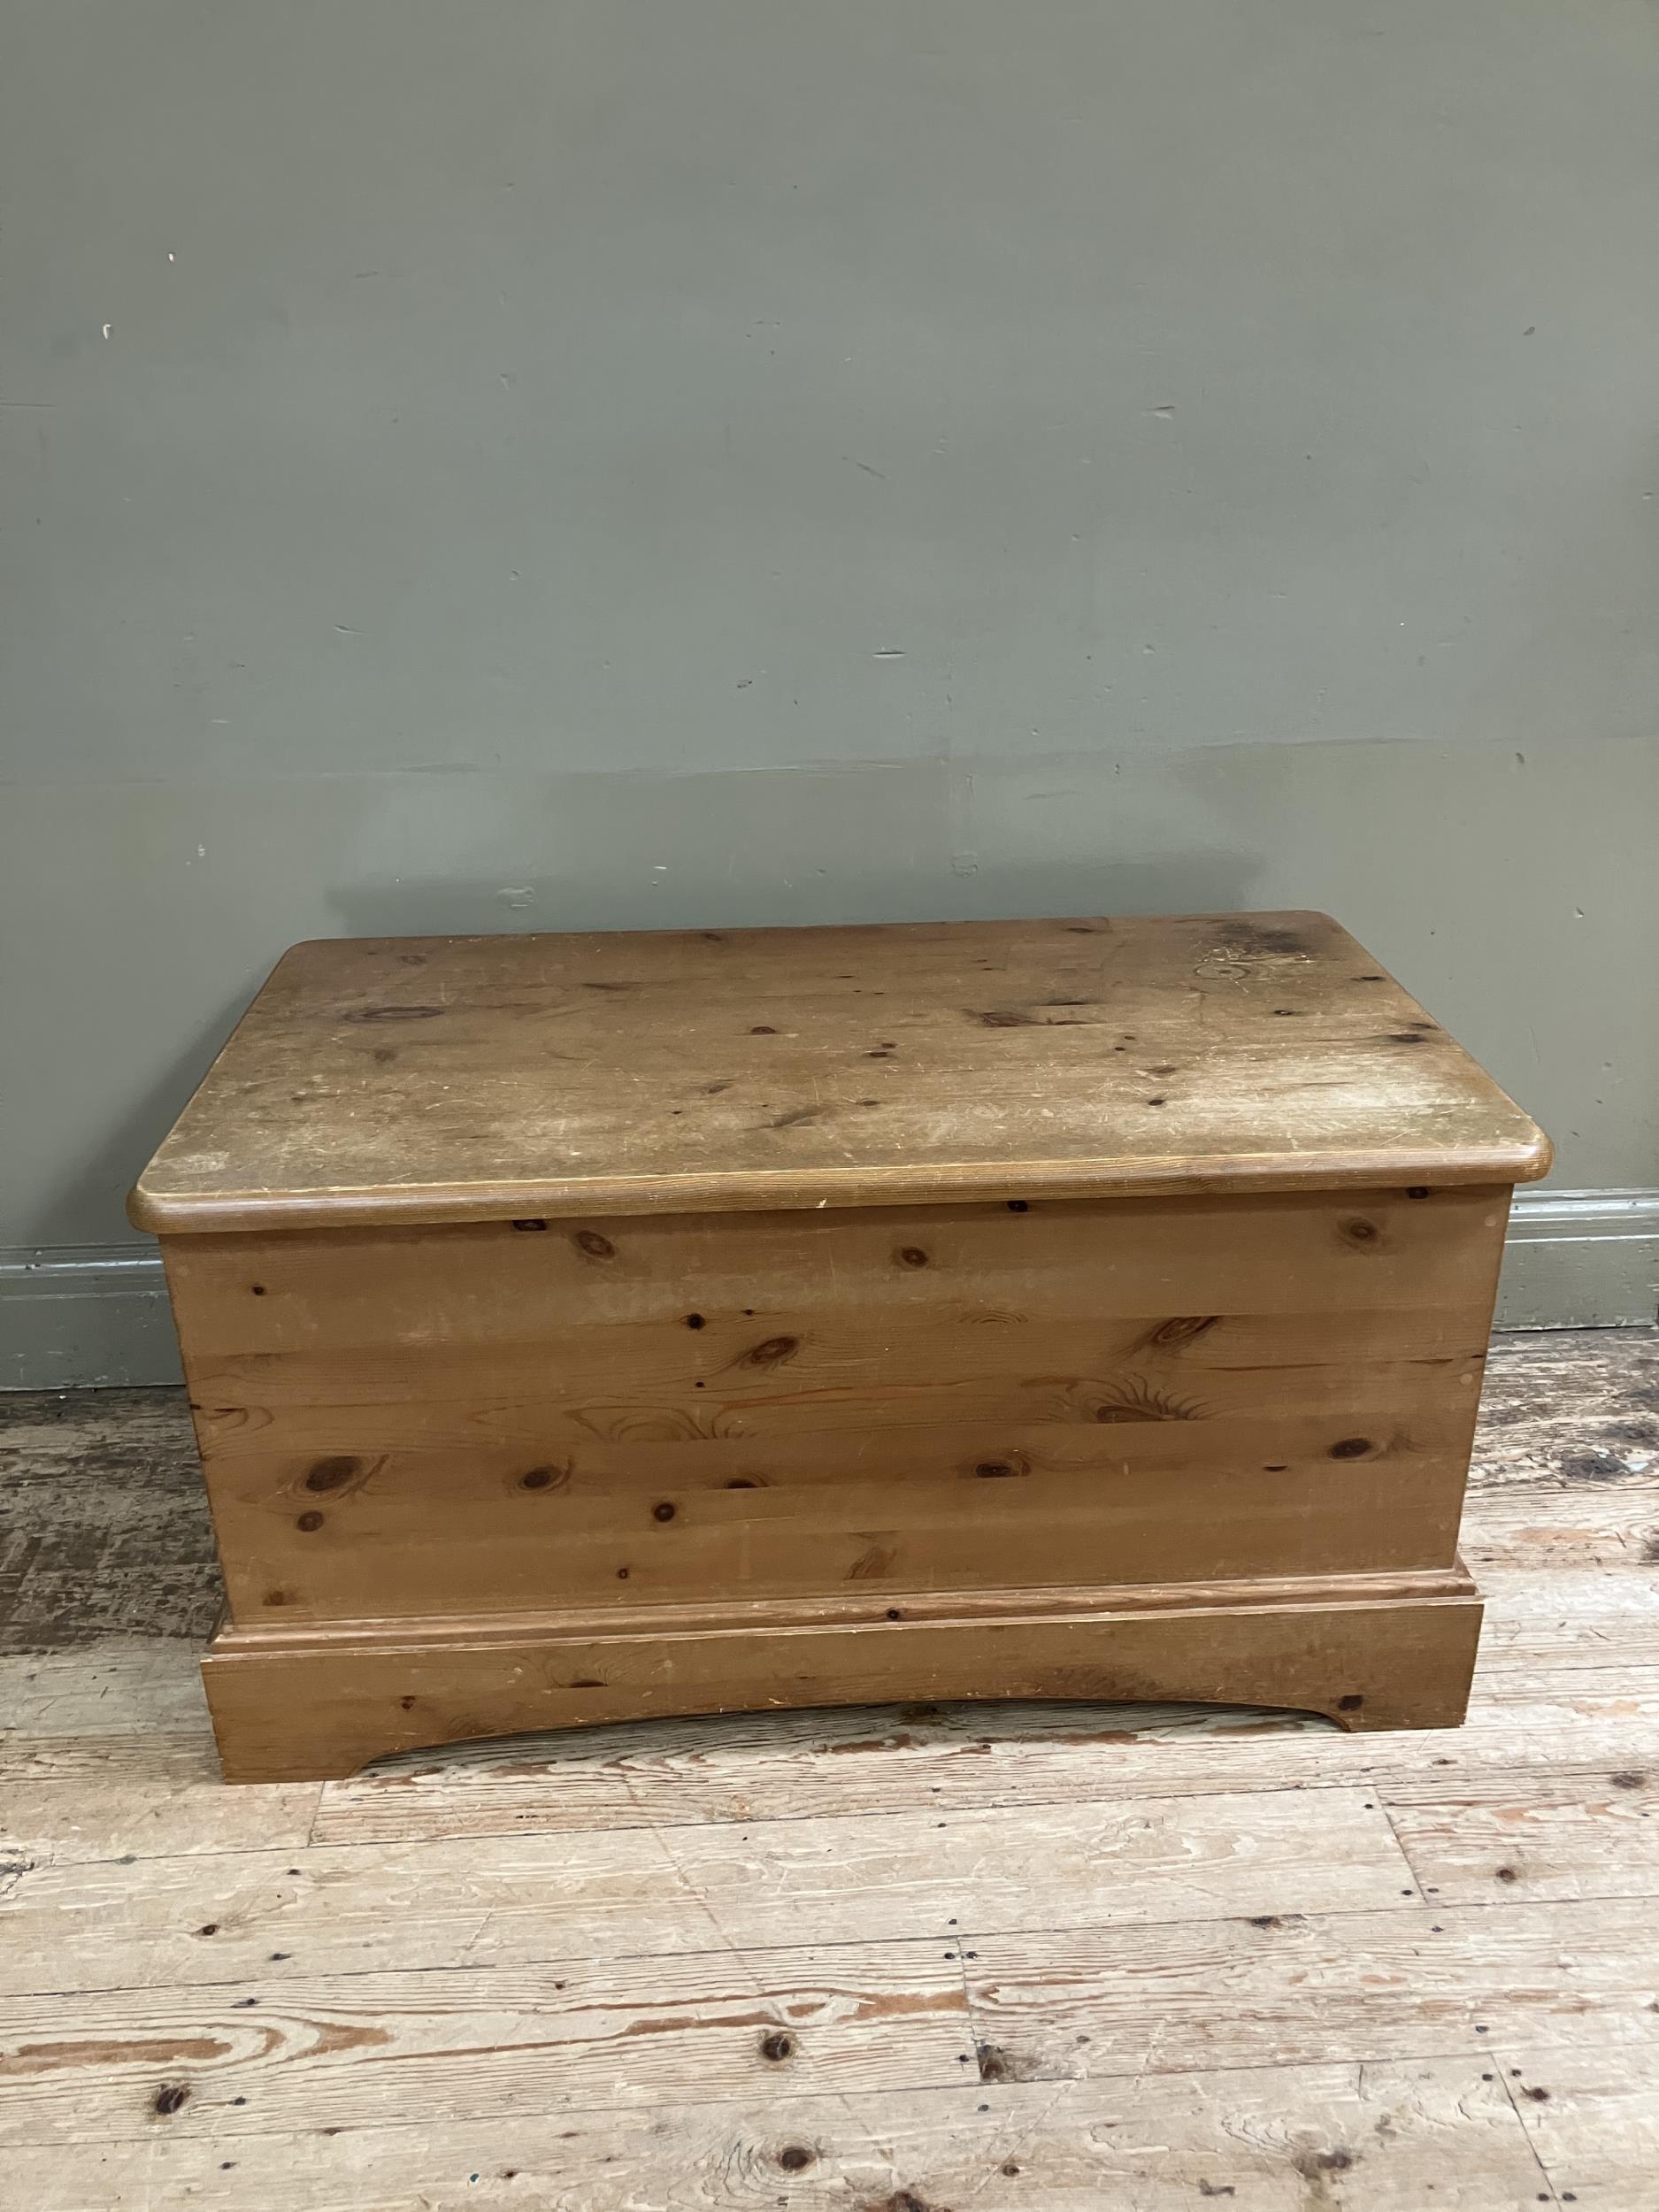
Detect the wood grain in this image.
<box><xmin>131</xmin><ymin>912</ymin><xmax>1542</xmax><ymax>1775</ymax></box>
<box><xmin>180</xmin><ymin>1303</ymin><xmax>1491</xmax><ymax>1432</ymax></box>
<box><xmin>1473</xmin><ymin>1325</ymin><xmax>1659</xmax><ymax>1490</ymax></box>
<box><xmin>0</xmin><ymin>1788</ymin><xmax>1418</xmax><ymax>1999</ymax></box>
<box><xmin>4</xmin><ymin>1325</ymin><xmax>1649</xmax><ymax>1671</ymax></box>
<box><xmin>196</xmin><ymin>1578</ymin><xmax>1484</xmax><ymax>1780</ymax></box>
<box><xmin>1387</xmin><ymin>1770</ymin><xmax>1659</xmax><ymax>1903</ymax></box>
<box><xmin>1509</xmin><ymin>2045</ymin><xmax>1659</xmax><ymax>2209</ymax></box>
<box><xmin>1475</xmin><ymin>1569</ymin><xmax>1659</xmax><ymax>1669</ymax></box>
<box><xmin>0</xmin><ymin>1642</ymin><xmax>222</xmax><ymax>1784</ymax></box>
<box><xmin>8</xmin><ymin>1642</ymin><xmax>1655</xmax><ymax>1862</ymax></box>
<box><xmin>0</xmin><ymin>1390</ymin><xmax>219</xmax><ymax>1654</ymax></box>
<box><xmin>1461</xmin><ymin>1481</ymin><xmax>1659</xmax><ymax>1573</ymax></box>
<box><xmin>0</xmin><ymin>1332</ymin><xmax>1655</xmax><ymax>2204</ymax></box>
<box><xmin>128</xmin><ymin>913</ymin><xmax>1551</xmax><ymax>1233</ymax></box>
<box><xmin>0</xmin><ymin>1770</ymin><xmax>319</xmax><ymax>1872</ymax></box>
<box><xmin>0</xmin><ymin>1945</ymin><xmax>972</xmax><ymax>2146</ymax></box>
<box><xmin>161</xmin><ymin>1185</ymin><xmax>1513</xmax><ymax>1353</ymax></box>
<box><xmin>0</xmin><ymin>2059</ymin><xmax>1563</xmax><ymax>2209</ymax></box>
<box><xmin>165</xmin><ymin>1188</ymin><xmax>1503</xmax><ymax>1651</ymax></box>
<box><xmin>308</xmin><ymin>1705</ymin><xmax>1659</xmax><ymax>1848</ymax></box>
<box><xmin>964</xmin><ymin>1896</ymin><xmax>1659</xmax><ymax>2077</ymax></box>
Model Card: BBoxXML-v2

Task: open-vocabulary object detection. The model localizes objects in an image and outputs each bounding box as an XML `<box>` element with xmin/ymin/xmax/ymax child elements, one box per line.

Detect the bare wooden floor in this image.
<box><xmin>3</xmin><ymin>1330</ymin><xmax>1657</xmax><ymax>2210</ymax></box>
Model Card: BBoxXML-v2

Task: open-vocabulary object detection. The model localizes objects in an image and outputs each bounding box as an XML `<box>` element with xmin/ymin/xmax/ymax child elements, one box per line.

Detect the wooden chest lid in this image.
<box><xmin>129</xmin><ymin>911</ymin><xmax>1550</xmax><ymax>1233</ymax></box>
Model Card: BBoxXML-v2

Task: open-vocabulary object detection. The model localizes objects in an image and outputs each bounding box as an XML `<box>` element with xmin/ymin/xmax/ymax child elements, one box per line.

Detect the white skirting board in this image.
<box><xmin>1</xmin><ymin>1244</ymin><xmax>185</xmax><ymax>1390</ymax></box>
<box><xmin>2</xmin><ymin>1188</ymin><xmax>1655</xmax><ymax>1390</ymax></box>
<box><xmin>1492</xmin><ymin>1188</ymin><xmax>1659</xmax><ymax>1333</ymax></box>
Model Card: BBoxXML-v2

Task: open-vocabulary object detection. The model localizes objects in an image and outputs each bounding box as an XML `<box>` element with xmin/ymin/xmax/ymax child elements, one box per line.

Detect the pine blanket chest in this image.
<box><xmin>130</xmin><ymin>911</ymin><xmax>1551</xmax><ymax>1781</ymax></box>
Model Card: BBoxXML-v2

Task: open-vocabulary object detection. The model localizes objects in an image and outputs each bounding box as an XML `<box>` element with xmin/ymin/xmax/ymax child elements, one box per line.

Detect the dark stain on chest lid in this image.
<box><xmin>1219</xmin><ymin>922</ymin><xmax>1307</xmax><ymax>957</ymax></box>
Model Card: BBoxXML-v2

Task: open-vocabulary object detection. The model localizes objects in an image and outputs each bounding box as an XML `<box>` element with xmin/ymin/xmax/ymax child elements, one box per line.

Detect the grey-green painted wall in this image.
<box><xmin>4</xmin><ymin>3</ymin><xmax>1657</xmax><ymax>1304</ymax></box>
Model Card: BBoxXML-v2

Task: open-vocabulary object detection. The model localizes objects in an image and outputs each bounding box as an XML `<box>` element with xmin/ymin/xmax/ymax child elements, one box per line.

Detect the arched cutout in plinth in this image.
<box><xmin>201</xmin><ymin>1573</ymin><xmax>1481</xmax><ymax>1781</ymax></box>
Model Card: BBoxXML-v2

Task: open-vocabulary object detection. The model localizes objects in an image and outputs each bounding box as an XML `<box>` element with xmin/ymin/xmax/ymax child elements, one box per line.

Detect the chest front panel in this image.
<box><xmin>166</xmin><ymin>1183</ymin><xmax>1509</xmax><ymax>1629</ymax></box>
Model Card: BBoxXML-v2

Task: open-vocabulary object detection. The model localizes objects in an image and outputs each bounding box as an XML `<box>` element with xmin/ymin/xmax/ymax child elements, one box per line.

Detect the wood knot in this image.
<box><xmin>742</xmin><ymin>1334</ymin><xmax>800</xmax><ymax>1369</ymax></box>
<box><xmin>575</xmin><ymin>1230</ymin><xmax>615</xmax><ymax>1259</ymax></box>
<box><xmin>777</xmin><ymin>2146</ymin><xmax>816</xmax><ymax>2172</ymax></box>
<box><xmin>1144</xmin><ymin>1315</ymin><xmax>1218</xmax><ymax>1349</ymax></box>
<box><xmin>520</xmin><ymin>1466</ymin><xmax>565</xmax><ymax>1492</ymax></box>
<box><xmin>305</xmin><ymin>1457</ymin><xmax>359</xmax><ymax>1493</ymax></box>
<box><xmin>511</xmin><ymin>1218</ymin><xmax>548</xmax><ymax>1232</ymax></box>
<box><xmin>1293</xmin><ymin>2149</ymin><xmax>1356</xmax><ymax>2180</ymax></box>
<box><xmin>1329</xmin><ymin>1437</ymin><xmax>1374</xmax><ymax>1460</ymax></box>
<box><xmin>652</xmin><ymin>1502</ymin><xmax>677</xmax><ymax>1523</ymax></box>
<box><xmin>975</xmin><ymin>2042</ymin><xmax>1020</xmax><ymax>2083</ymax></box>
<box><xmin>1341</xmin><ymin>1218</ymin><xmax>1380</xmax><ymax>1245</ymax></box>
<box><xmin>295</xmin><ymin>1510</ymin><xmax>325</xmax><ymax>1532</ymax></box>
<box><xmin>760</xmin><ymin>2032</ymin><xmax>795</xmax><ymax>2062</ymax></box>
<box><xmin>896</xmin><ymin>1248</ymin><xmax>930</xmax><ymax>1269</ymax></box>
<box><xmin>1092</xmin><ymin>1382</ymin><xmax>1202</xmax><ymax>1424</ymax></box>
<box><xmin>974</xmin><ymin>1460</ymin><xmax>1023</xmax><ymax>1479</ymax></box>
<box><xmin>153</xmin><ymin>2085</ymin><xmax>190</xmax><ymax>2116</ymax></box>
